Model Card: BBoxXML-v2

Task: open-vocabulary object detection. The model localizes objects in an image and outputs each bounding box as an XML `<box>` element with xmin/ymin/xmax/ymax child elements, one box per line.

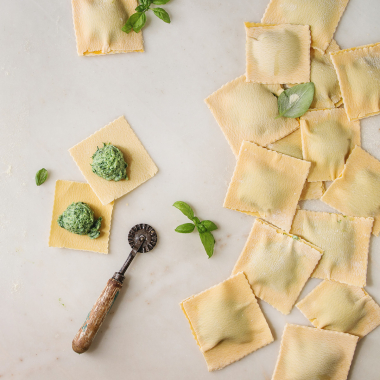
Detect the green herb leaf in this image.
<box><xmin>201</xmin><ymin>220</ymin><xmax>218</xmax><ymax>232</ymax></box>
<box><xmin>199</xmin><ymin>232</ymin><xmax>215</xmax><ymax>258</ymax></box>
<box><xmin>175</xmin><ymin>223</ymin><xmax>195</xmax><ymax>233</ymax></box>
<box><xmin>122</xmin><ymin>12</ymin><xmax>142</xmax><ymax>33</ymax></box>
<box><xmin>173</xmin><ymin>201</ymin><xmax>194</xmax><ymax>220</ymax></box>
<box><xmin>121</xmin><ymin>19</ymin><xmax>133</xmax><ymax>34</ymax></box>
<box><xmin>152</xmin><ymin>7</ymin><xmax>171</xmax><ymax>23</ymax></box>
<box><xmin>277</xmin><ymin>82</ymin><xmax>315</xmax><ymax>118</ymax></box>
<box><xmin>141</xmin><ymin>0</ymin><xmax>152</xmax><ymax>6</ymax></box>
<box><xmin>35</xmin><ymin>168</ymin><xmax>48</xmax><ymax>186</ymax></box>
<box><xmin>135</xmin><ymin>5</ymin><xmax>146</xmax><ymax>12</ymax></box>
<box><xmin>192</xmin><ymin>217</ymin><xmax>201</xmax><ymax>225</ymax></box>
<box><xmin>152</xmin><ymin>0</ymin><xmax>170</xmax><ymax>4</ymax></box>
<box><xmin>196</xmin><ymin>223</ymin><xmax>207</xmax><ymax>233</ymax></box>
<box><xmin>132</xmin><ymin>12</ymin><xmax>147</xmax><ymax>33</ymax></box>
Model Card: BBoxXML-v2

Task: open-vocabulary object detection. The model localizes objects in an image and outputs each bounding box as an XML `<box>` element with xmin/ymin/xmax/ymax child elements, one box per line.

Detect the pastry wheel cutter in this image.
<box><xmin>72</xmin><ymin>223</ymin><xmax>158</xmax><ymax>354</ymax></box>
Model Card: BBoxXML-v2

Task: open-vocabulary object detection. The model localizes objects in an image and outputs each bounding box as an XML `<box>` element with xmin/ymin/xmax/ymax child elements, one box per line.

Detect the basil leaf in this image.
<box><xmin>192</xmin><ymin>217</ymin><xmax>201</xmax><ymax>225</ymax></box>
<box><xmin>277</xmin><ymin>82</ymin><xmax>315</xmax><ymax>118</ymax></box>
<box><xmin>135</xmin><ymin>5</ymin><xmax>146</xmax><ymax>12</ymax></box>
<box><xmin>152</xmin><ymin>0</ymin><xmax>171</xmax><ymax>4</ymax></box>
<box><xmin>199</xmin><ymin>232</ymin><xmax>215</xmax><ymax>258</ymax></box>
<box><xmin>196</xmin><ymin>223</ymin><xmax>207</xmax><ymax>233</ymax></box>
<box><xmin>173</xmin><ymin>201</ymin><xmax>194</xmax><ymax>220</ymax></box>
<box><xmin>122</xmin><ymin>13</ymin><xmax>142</xmax><ymax>33</ymax></box>
<box><xmin>122</xmin><ymin>19</ymin><xmax>133</xmax><ymax>34</ymax></box>
<box><xmin>152</xmin><ymin>7</ymin><xmax>171</xmax><ymax>23</ymax></box>
<box><xmin>132</xmin><ymin>12</ymin><xmax>146</xmax><ymax>33</ymax></box>
<box><xmin>35</xmin><ymin>168</ymin><xmax>48</xmax><ymax>186</ymax></box>
<box><xmin>175</xmin><ymin>223</ymin><xmax>195</xmax><ymax>233</ymax></box>
<box><xmin>201</xmin><ymin>220</ymin><xmax>218</xmax><ymax>232</ymax></box>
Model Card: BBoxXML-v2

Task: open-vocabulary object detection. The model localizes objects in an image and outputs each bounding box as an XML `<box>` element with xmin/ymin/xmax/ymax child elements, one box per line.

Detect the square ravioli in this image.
<box><xmin>262</xmin><ymin>0</ymin><xmax>350</xmax><ymax>53</ymax></box>
<box><xmin>272</xmin><ymin>324</ymin><xmax>358</xmax><ymax>380</ymax></box>
<box><xmin>69</xmin><ymin>116</ymin><xmax>158</xmax><ymax>205</ymax></box>
<box><xmin>321</xmin><ymin>146</ymin><xmax>380</xmax><ymax>236</ymax></box>
<box><xmin>290</xmin><ymin>210</ymin><xmax>373</xmax><ymax>287</ymax></box>
<box><xmin>49</xmin><ymin>180</ymin><xmax>114</xmax><ymax>254</ymax></box>
<box><xmin>331</xmin><ymin>42</ymin><xmax>380</xmax><ymax>120</ymax></box>
<box><xmin>180</xmin><ymin>272</ymin><xmax>274</xmax><ymax>372</ymax></box>
<box><xmin>267</xmin><ymin>129</ymin><xmax>325</xmax><ymax>200</ymax></box>
<box><xmin>224</xmin><ymin>141</ymin><xmax>310</xmax><ymax>231</ymax></box>
<box><xmin>300</xmin><ymin>108</ymin><xmax>361</xmax><ymax>182</ymax></box>
<box><xmin>205</xmin><ymin>75</ymin><xmax>299</xmax><ymax>156</ymax></box>
<box><xmin>71</xmin><ymin>0</ymin><xmax>144</xmax><ymax>56</ymax></box>
<box><xmin>245</xmin><ymin>23</ymin><xmax>311</xmax><ymax>84</ymax></box>
<box><xmin>297</xmin><ymin>280</ymin><xmax>380</xmax><ymax>339</ymax></box>
<box><xmin>232</xmin><ymin>219</ymin><xmax>322</xmax><ymax>315</ymax></box>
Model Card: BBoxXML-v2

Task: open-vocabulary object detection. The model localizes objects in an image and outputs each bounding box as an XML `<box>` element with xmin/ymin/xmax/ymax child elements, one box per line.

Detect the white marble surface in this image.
<box><xmin>1</xmin><ymin>0</ymin><xmax>380</xmax><ymax>379</ymax></box>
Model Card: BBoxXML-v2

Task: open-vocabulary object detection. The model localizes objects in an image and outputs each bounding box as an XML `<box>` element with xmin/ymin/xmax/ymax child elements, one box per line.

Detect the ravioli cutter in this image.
<box><xmin>72</xmin><ymin>224</ymin><xmax>158</xmax><ymax>354</ymax></box>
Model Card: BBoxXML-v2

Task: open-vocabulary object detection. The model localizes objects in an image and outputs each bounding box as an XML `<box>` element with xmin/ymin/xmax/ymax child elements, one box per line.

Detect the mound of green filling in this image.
<box><xmin>91</xmin><ymin>143</ymin><xmax>128</xmax><ymax>181</ymax></box>
<box><xmin>58</xmin><ymin>202</ymin><xmax>102</xmax><ymax>239</ymax></box>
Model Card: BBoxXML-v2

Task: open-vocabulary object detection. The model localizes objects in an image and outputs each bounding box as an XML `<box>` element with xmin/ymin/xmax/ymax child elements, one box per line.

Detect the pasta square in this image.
<box><xmin>205</xmin><ymin>76</ymin><xmax>299</xmax><ymax>156</ymax></box>
<box><xmin>71</xmin><ymin>0</ymin><xmax>144</xmax><ymax>56</ymax></box>
<box><xmin>224</xmin><ymin>141</ymin><xmax>310</xmax><ymax>231</ymax></box>
<box><xmin>321</xmin><ymin>146</ymin><xmax>380</xmax><ymax>236</ymax></box>
<box><xmin>49</xmin><ymin>180</ymin><xmax>114</xmax><ymax>254</ymax></box>
<box><xmin>232</xmin><ymin>219</ymin><xmax>322</xmax><ymax>315</ymax></box>
<box><xmin>331</xmin><ymin>42</ymin><xmax>380</xmax><ymax>120</ymax></box>
<box><xmin>69</xmin><ymin>116</ymin><xmax>158</xmax><ymax>205</ymax></box>
<box><xmin>272</xmin><ymin>324</ymin><xmax>358</xmax><ymax>380</ymax></box>
<box><xmin>290</xmin><ymin>210</ymin><xmax>373</xmax><ymax>287</ymax></box>
<box><xmin>300</xmin><ymin>109</ymin><xmax>361</xmax><ymax>182</ymax></box>
<box><xmin>297</xmin><ymin>280</ymin><xmax>380</xmax><ymax>339</ymax></box>
<box><xmin>180</xmin><ymin>272</ymin><xmax>273</xmax><ymax>372</ymax></box>
<box><xmin>262</xmin><ymin>0</ymin><xmax>350</xmax><ymax>53</ymax></box>
<box><xmin>245</xmin><ymin>23</ymin><xmax>311</xmax><ymax>84</ymax></box>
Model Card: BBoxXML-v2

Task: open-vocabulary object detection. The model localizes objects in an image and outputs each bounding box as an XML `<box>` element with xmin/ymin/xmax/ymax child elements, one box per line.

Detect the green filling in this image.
<box><xmin>58</xmin><ymin>202</ymin><xmax>102</xmax><ymax>239</ymax></box>
<box><xmin>91</xmin><ymin>143</ymin><xmax>128</xmax><ymax>181</ymax></box>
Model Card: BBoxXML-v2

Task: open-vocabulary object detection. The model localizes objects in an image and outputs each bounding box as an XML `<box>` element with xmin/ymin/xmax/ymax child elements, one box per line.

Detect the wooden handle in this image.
<box><xmin>72</xmin><ymin>278</ymin><xmax>123</xmax><ymax>354</ymax></box>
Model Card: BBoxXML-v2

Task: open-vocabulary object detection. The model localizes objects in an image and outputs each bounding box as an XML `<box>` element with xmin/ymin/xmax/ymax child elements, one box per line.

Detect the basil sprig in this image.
<box><xmin>173</xmin><ymin>201</ymin><xmax>218</xmax><ymax>258</ymax></box>
<box><xmin>35</xmin><ymin>168</ymin><xmax>48</xmax><ymax>186</ymax></box>
<box><xmin>277</xmin><ymin>82</ymin><xmax>315</xmax><ymax>118</ymax></box>
<box><xmin>122</xmin><ymin>0</ymin><xmax>171</xmax><ymax>34</ymax></box>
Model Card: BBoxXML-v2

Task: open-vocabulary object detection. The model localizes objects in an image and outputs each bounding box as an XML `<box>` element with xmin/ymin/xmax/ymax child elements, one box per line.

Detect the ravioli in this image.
<box><xmin>290</xmin><ymin>210</ymin><xmax>373</xmax><ymax>287</ymax></box>
<box><xmin>205</xmin><ymin>76</ymin><xmax>299</xmax><ymax>156</ymax></box>
<box><xmin>245</xmin><ymin>23</ymin><xmax>311</xmax><ymax>84</ymax></box>
<box><xmin>224</xmin><ymin>141</ymin><xmax>310</xmax><ymax>232</ymax></box>
<box><xmin>297</xmin><ymin>280</ymin><xmax>380</xmax><ymax>339</ymax></box>
<box><xmin>322</xmin><ymin>146</ymin><xmax>380</xmax><ymax>236</ymax></box>
<box><xmin>272</xmin><ymin>324</ymin><xmax>358</xmax><ymax>380</ymax></box>
<box><xmin>232</xmin><ymin>219</ymin><xmax>322</xmax><ymax>315</ymax></box>
<box><xmin>331</xmin><ymin>42</ymin><xmax>380</xmax><ymax>120</ymax></box>
<box><xmin>180</xmin><ymin>272</ymin><xmax>274</xmax><ymax>371</ymax></box>
<box><xmin>300</xmin><ymin>108</ymin><xmax>361</xmax><ymax>182</ymax></box>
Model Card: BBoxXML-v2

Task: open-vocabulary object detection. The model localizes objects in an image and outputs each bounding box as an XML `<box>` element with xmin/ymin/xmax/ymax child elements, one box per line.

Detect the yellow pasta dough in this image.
<box><xmin>69</xmin><ymin>116</ymin><xmax>158</xmax><ymax>205</ymax></box>
<box><xmin>262</xmin><ymin>0</ymin><xmax>350</xmax><ymax>53</ymax></box>
<box><xmin>331</xmin><ymin>42</ymin><xmax>380</xmax><ymax>120</ymax></box>
<box><xmin>205</xmin><ymin>76</ymin><xmax>299</xmax><ymax>156</ymax></box>
<box><xmin>180</xmin><ymin>272</ymin><xmax>274</xmax><ymax>372</ymax></box>
<box><xmin>322</xmin><ymin>146</ymin><xmax>380</xmax><ymax>236</ymax></box>
<box><xmin>297</xmin><ymin>280</ymin><xmax>380</xmax><ymax>339</ymax></box>
<box><xmin>300</xmin><ymin>108</ymin><xmax>361</xmax><ymax>182</ymax></box>
<box><xmin>290</xmin><ymin>210</ymin><xmax>373</xmax><ymax>287</ymax></box>
<box><xmin>245</xmin><ymin>23</ymin><xmax>311</xmax><ymax>84</ymax></box>
<box><xmin>71</xmin><ymin>0</ymin><xmax>144</xmax><ymax>56</ymax></box>
<box><xmin>232</xmin><ymin>219</ymin><xmax>322</xmax><ymax>315</ymax></box>
<box><xmin>272</xmin><ymin>324</ymin><xmax>358</xmax><ymax>380</ymax></box>
<box><xmin>49</xmin><ymin>180</ymin><xmax>114</xmax><ymax>254</ymax></box>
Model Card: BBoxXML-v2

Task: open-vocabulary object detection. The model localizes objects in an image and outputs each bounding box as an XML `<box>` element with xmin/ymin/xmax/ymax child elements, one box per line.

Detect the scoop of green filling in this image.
<box><xmin>58</xmin><ymin>202</ymin><xmax>102</xmax><ymax>239</ymax></box>
<box><xmin>91</xmin><ymin>143</ymin><xmax>128</xmax><ymax>181</ymax></box>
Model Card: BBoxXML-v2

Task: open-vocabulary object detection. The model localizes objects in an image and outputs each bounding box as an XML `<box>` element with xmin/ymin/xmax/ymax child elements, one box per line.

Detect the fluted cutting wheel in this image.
<box><xmin>128</xmin><ymin>224</ymin><xmax>157</xmax><ymax>253</ymax></box>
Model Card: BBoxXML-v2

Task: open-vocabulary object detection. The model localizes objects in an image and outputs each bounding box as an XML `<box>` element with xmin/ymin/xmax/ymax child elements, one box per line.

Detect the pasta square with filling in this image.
<box><xmin>71</xmin><ymin>0</ymin><xmax>144</xmax><ymax>56</ymax></box>
<box><xmin>224</xmin><ymin>141</ymin><xmax>310</xmax><ymax>231</ymax></box>
<box><xmin>232</xmin><ymin>219</ymin><xmax>322</xmax><ymax>315</ymax></box>
<box><xmin>321</xmin><ymin>146</ymin><xmax>380</xmax><ymax>236</ymax></box>
<box><xmin>300</xmin><ymin>109</ymin><xmax>361</xmax><ymax>182</ymax></box>
<box><xmin>205</xmin><ymin>76</ymin><xmax>299</xmax><ymax>156</ymax></box>
<box><xmin>245</xmin><ymin>23</ymin><xmax>311</xmax><ymax>84</ymax></box>
<box><xmin>69</xmin><ymin>116</ymin><xmax>158</xmax><ymax>205</ymax></box>
<box><xmin>262</xmin><ymin>0</ymin><xmax>350</xmax><ymax>53</ymax></box>
<box><xmin>331</xmin><ymin>42</ymin><xmax>380</xmax><ymax>120</ymax></box>
<box><xmin>297</xmin><ymin>280</ymin><xmax>380</xmax><ymax>339</ymax></box>
<box><xmin>272</xmin><ymin>324</ymin><xmax>358</xmax><ymax>380</ymax></box>
<box><xmin>290</xmin><ymin>210</ymin><xmax>373</xmax><ymax>287</ymax></box>
<box><xmin>49</xmin><ymin>180</ymin><xmax>114</xmax><ymax>254</ymax></box>
<box><xmin>180</xmin><ymin>272</ymin><xmax>274</xmax><ymax>372</ymax></box>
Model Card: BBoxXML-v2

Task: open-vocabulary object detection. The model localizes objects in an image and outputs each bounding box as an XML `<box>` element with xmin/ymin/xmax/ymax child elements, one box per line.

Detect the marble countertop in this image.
<box><xmin>1</xmin><ymin>0</ymin><xmax>380</xmax><ymax>379</ymax></box>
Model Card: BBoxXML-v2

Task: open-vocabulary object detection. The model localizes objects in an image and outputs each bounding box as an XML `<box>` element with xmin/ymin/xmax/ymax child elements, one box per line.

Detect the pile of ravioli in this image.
<box><xmin>181</xmin><ymin>0</ymin><xmax>380</xmax><ymax>378</ymax></box>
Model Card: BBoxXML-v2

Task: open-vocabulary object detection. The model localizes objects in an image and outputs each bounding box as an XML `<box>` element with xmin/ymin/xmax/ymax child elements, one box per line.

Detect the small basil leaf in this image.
<box><xmin>277</xmin><ymin>82</ymin><xmax>315</xmax><ymax>118</ymax></box>
<box><xmin>192</xmin><ymin>217</ymin><xmax>201</xmax><ymax>225</ymax></box>
<box><xmin>152</xmin><ymin>7</ymin><xmax>171</xmax><ymax>23</ymax></box>
<box><xmin>199</xmin><ymin>232</ymin><xmax>215</xmax><ymax>258</ymax></box>
<box><xmin>173</xmin><ymin>201</ymin><xmax>194</xmax><ymax>220</ymax></box>
<box><xmin>122</xmin><ymin>13</ymin><xmax>141</xmax><ymax>33</ymax></box>
<box><xmin>201</xmin><ymin>220</ymin><xmax>218</xmax><ymax>232</ymax></box>
<box><xmin>175</xmin><ymin>223</ymin><xmax>195</xmax><ymax>233</ymax></box>
<box><xmin>152</xmin><ymin>0</ymin><xmax>171</xmax><ymax>4</ymax></box>
<box><xmin>196</xmin><ymin>223</ymin><xmax>207</xmax><ymax>233</ymax></box>
<box><xmin>121</xmin><ymin>19</ymin><xmax>133</xmax><ymax>33</ymax></box>
<box><xmin>135</xmin><ymin>5</ymin><xmax>145</xmax><ymax>12</ymax></box>
<box><xmin>132</xmin><ymin>12</ymin><xmax>146</xmax><ymax>33</ymax></box>
<box><xmin>35</xmin><ymin>168</ymin><xmax>48</xmax><ymax>186</ymax></box>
